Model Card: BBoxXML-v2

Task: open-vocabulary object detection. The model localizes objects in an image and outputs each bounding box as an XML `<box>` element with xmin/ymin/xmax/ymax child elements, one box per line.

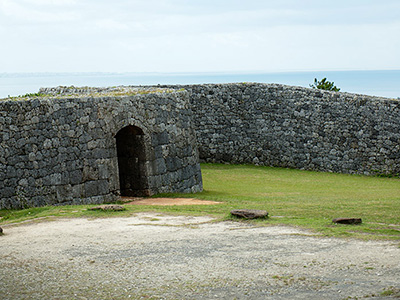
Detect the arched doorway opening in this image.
<box><xmin>115</xmin><ymin>125</ymin><xmax>149</xmax><ymax>196</ymax></box>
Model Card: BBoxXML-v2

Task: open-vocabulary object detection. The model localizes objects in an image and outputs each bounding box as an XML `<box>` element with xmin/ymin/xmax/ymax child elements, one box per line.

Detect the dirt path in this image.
<box><xmin>123</xmin><ymin>197</ymin><xmax>222</xmax><ymax>206</ymax></box>
<box><xmin>0</xmin><ymin>213</ymin><xmax>399</xmax><ymax>300</ymax></box>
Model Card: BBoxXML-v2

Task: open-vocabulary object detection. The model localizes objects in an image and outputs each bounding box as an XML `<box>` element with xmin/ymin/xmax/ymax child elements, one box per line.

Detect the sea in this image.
<box><xmin>0</xmin><ymin>70</ymin><xmax>399</xmax><ymax>99</ymax></box>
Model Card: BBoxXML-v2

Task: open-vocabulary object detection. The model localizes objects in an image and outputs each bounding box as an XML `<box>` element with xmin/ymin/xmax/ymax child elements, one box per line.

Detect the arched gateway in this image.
<box><xmin>115</xmin><ymin>125</ymin><xmax>150</xmax><ymax>196</ymax></box>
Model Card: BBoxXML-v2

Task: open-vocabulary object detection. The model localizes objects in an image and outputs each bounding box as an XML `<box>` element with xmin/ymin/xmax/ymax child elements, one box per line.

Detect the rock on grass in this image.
<box><xmin>89</xmin><ymin>205</ymin><xmax>126</xmax><ymax>211</ymax></box>
<box><xmin>332</xmin><ymin>218</ymin><xmax>362</xmax><ymax>225</ymax></box>
<box><xmin>231</xmin><ymin>209</ymin><xmax>269</xmax><ymax>219</ymax></box>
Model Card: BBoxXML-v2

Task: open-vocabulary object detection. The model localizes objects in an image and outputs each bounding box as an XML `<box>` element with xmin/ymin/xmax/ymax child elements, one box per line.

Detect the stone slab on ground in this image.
<box><xmin>89</xmin><ymin>205</ymin><xmax>126</xmax><ymax>211</ymax></box>
<box><xmin>231</xmin><ymin>209</ymin><xmax>269</xmax><ymax>219</ymax></box>
<box><xmin>332</xmin><ymin>218</ymin><xmax>362</xmax><ymax>225</ymax></box>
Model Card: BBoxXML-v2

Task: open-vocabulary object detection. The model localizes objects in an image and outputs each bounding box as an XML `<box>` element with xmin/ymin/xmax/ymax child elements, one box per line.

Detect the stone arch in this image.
<box><xmin>115</xmin><ymin>125</ymin><xmax>150</xmax><ymax>196</ymax></box>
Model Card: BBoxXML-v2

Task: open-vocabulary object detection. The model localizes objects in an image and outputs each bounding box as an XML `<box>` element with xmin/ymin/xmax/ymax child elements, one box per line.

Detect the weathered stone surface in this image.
<box><xmin>231</xmin><ymin>209</ymin><xmax>269</xmax><ymax>219</ymax></box>
<box><xmin>0</xmin><ymin>87</ymin><xmax>203</xmax><ymax>209</ymax></box>
<box><xmin>172</xmin><ymin>83</ymin><xmax>400</xmax><ymax>177</ymax></box>
<box><xmin>89</xmin><ymin>205</ymin><xmax>126</xmax><ymax>211</ymax></box>
<box><xmin>332</xmin><ymin>218</ymin><xmax>362</xmax><ymax>225</ymax></box>
<box><xmin>2</xmin><ymin>83</ymin><xmax>400</xmax><ymax>209</ymax></box>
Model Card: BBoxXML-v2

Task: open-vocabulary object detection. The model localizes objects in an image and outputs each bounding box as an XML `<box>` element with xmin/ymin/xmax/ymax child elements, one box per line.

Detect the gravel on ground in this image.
<box><xmin>0</xmin><ymin>213</ymin><xmax>399</xmax><ymax>300</ymax></box>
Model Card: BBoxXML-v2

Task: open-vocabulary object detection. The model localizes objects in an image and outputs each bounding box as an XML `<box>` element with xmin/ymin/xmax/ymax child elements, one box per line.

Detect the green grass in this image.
<box><xmin>380</xmin><ymin>287</ymin><xmax>400</xmax><ymax>297</ymax></box>
<box><xmin>1</xmin><ymin>163</ymin><xmax>400</xmax><ymax>241</ymax></box>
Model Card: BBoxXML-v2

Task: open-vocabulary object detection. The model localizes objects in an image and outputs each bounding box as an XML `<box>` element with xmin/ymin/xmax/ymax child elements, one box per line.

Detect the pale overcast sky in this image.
<box><xmin>0</xmin><ymin>0</ymin><xmax>399</xmax><ymax>73</ymax></box>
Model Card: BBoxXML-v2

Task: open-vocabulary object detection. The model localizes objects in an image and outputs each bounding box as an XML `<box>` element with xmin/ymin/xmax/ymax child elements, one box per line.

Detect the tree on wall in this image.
<box><xmin>310</xmin><ymin>78</ymin><xmax>340</xmax><ymax>92</ymax></box>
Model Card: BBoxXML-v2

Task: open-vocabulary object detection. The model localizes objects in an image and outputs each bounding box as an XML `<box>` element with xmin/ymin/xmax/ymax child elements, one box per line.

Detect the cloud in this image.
<box><xmin>0</xmin><ymin>0</ymin><xmax>79</xmax><ymax>23</ymax></box>
<box><xmin>94</xmin><ymin>19</ymin><xmax>130</xmax><ymax>31</ymax></box>
<box><xmin>0</xmin><ymin>0</ymin><xmax>399</xmax><ymax>72</ymax></box>
<box><xmin>23</xmin><ymin>0</ymin><xmax>77</xmax><ymax>5</ymax></box>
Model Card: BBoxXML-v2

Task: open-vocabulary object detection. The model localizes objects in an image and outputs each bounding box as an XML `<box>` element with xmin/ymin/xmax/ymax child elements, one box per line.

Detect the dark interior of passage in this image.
<box><xmin>115</xmin><ymin>125</ymin><xmax>149</xmax><ymax>196</ymax></box>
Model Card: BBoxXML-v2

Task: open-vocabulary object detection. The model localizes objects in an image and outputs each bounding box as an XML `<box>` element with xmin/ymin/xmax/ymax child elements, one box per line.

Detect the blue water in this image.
<box><xmin>0</xmin><ymin>70</ymin><xmax>399</xmax><ymax>99</ymax></box>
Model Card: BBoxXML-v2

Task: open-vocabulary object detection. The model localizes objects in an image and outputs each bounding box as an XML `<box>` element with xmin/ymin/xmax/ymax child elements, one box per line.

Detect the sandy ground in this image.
<box><xmin>0</xmin><ymin>213</ymin><xmax>399</xmax><ymax>300</ymax></box>
<box><xmin>123</xmin><ymin>197</ymin><xmax>222</xmax><ymax>206</ymax></box>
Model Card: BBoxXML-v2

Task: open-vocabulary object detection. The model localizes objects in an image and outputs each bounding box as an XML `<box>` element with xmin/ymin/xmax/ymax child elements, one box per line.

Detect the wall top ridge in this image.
<box><xmin>152</xmin><ymin>82</ymin><xmax>399</xmax><ymax>103</ymax></box>
<box><xmin>0</xmin><ymin>86</ymin><xmax>186</xmax><ymax>102</ymax></box>
<box><xmin>0</xmin><ymin>83</ymin><xmax>398</xmax><ymax>104</ymax></box>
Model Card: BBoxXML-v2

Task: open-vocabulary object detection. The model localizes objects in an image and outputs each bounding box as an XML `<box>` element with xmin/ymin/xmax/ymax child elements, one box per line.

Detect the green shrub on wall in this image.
<box><xmin>310</xmin><ymin>78</ymin><xmax>340</xmax><ymax>92</ymax></box>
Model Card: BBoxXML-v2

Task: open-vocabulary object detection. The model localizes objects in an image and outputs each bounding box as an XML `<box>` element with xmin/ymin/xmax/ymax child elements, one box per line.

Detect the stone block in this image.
<box><xmin>332</xmin><ymin>218</ymin><xmax>362</xmax><ymax>225</ymax></box>
<box><xmin>85</xmin><ymin>181</ymin><xmax>99</xmax><ymax>197</ymax></box>
<box><xmin>69</xmin><ymin>170</ymin><xmax>83</xmax><ymax>185</ymax></box>
<box><xmin>89</xmin><ymin>204</ymin><xmax>125</xmax><ymax>211</ymax></box>
<box><xmin>98</xmin><ymin>164</ymin><xmax>109</xmax><ymax>180</ymax></box>
<box><xmin>97</xmin><ymin>180</ymin><xmax>110</xmax><ymax>195</ymax></box>
<box><xmin>158</xmin><ymin>131</ymin><xmax>169</xmax><ymax>145</ymax></box>
<box><xmin>153</xmin><ymin>158</ymin><xmax>167</xmax><ymax>174</ymax></box>
<box><xmin>72</xmin><ymin>184</ymin><xmax>84</xmax><ymax>198</ymax></box>
<box><xmin>56</xmin><ymin>185</ymin><xmax>73</xmax><ymax>203</ymax></box>
<box><xmin>231</xmin><ymin>209</ymin><xmax>269</xmax><ymax>219</ymax></box>
<box><xmin>1</xmin><ymin>187</ymin><xmax>15</xmax><ymax>198</ymax></box>
<box><xmin>46</xmin><ymin>173</ymin><xmax>62</xmax><ymax>186</ymax></box>
<box><xmin>82</xmin><ymin>165</ymin><xmax>98</xmax><ymax>181</ymax></box>
<box><xmin>165</xmin><ymin>157</ymin><xmax>177</xmax><ymax>172</ymax></box>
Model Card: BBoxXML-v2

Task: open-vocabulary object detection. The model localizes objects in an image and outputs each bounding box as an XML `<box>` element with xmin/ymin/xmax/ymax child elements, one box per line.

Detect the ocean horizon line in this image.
<box><xmin>0</xmin><ymin>70</ymin><xmax>399</xmax><ymax>99</ymax></box>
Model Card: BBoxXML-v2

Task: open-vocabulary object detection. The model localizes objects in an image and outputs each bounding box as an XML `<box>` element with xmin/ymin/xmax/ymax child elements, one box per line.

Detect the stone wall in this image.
<box><xmin>168</xmin><ymin>83</ymin><xmax>399</xmax><ymax>176</ymax></box>
<box><xmin>0</xmin><ymin>87</ymin><xmax>202</xmax><ymax>209</ymax></box>
<box><xmin>1</xmin><ymin>82</ymin><xmax>399</xmax><ymax>209</ymax></box>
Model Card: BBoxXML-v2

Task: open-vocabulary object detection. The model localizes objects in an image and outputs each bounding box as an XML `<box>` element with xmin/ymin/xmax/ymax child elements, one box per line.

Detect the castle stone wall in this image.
<box><xmin>176</xmin><ymin>83</ymin><xmax>399</xmax><ymax>176</ymax></box>
<box><xmin>1</xmin><ymin>82</ymin><xmax>399</xmax><ymax>209</ymax></box>
<box><xmin>0</xmin><ymin>87</ymin><xmax>202</xmax><ymax>209</ymax></box>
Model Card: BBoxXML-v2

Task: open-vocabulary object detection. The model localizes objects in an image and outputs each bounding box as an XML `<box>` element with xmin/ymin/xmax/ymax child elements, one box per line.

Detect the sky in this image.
<box><xmin>0</xmin><ymin>0</ymin><xmax>399</xmax><ymax>73</ymax></box>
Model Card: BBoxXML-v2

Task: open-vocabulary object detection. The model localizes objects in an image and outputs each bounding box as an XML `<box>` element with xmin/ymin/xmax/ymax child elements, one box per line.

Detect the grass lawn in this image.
<box><xmin>1</xmin><ymin>163</ymin><xmax>400</xmax><ymax>241</ymax></box>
